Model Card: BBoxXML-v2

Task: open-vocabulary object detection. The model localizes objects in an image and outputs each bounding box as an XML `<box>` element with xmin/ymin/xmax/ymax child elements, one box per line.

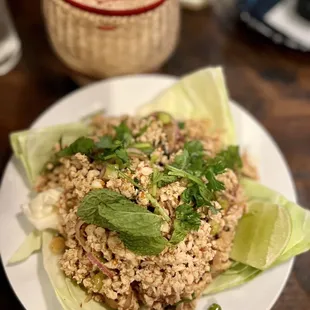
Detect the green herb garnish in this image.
<box><xmin>167</xmin><ymin>141</ymin><xmax>242</xmax><ymax>213</ymax></box>
<box><xmin>173</xmin><ymin>293</ymin><xmax>196</xmax><ymax>307</ymax></box>
<box><xmin>152</xmin><ymin>169</ymin><xmax>178</xmax><ymax>191</ymax></box>
<box><xmin>114</xmin><ymin>121</ymin><xmax>133</xmax><ymax>147</ymax></box>
<box><xmin>77</xmin><ymin>189</ymin><xmax>168</xmax><ymax>255</ymax></box>
<box><xmin>95</xmin><ymin>135</ymin><xmax>114</xmax><ymax>149</ymax></box>
<box><xmin>57</xmin><ymin>137</ymin><xmax>95</xmax><ymax>157</ymax></box>
<box><xmin>177</xmin><ymin>121</ymin><xmax>185</xmax><ymax>129</ymax></box>
<box><xmin>116</xmin><ymin>168</ymin><xmax>170</xmax><ymax>222</ymax></box>
<box><xmin>170</xmin><ymin>204</ymin><xmax>200</xmax><ymax>244</ymax></box>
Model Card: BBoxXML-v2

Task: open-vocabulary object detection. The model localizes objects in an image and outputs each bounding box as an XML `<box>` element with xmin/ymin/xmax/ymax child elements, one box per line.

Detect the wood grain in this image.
<box><xmin>1</xmin><ymin>1</ymin><xmax>310</xmax><ymax>309</ymax></box>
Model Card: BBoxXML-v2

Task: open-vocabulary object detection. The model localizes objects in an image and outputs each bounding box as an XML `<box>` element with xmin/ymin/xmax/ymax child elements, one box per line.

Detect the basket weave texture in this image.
<box><xmin>42</xmin><ymin>0</ymin><xmax>180</xmax><ymax>78</ymax></box>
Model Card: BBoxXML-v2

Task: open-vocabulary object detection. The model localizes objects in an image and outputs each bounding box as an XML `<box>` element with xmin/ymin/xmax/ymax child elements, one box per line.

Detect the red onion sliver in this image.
<box><xmin>87</xmin><ymin>253</ymin><xmax>114</xmax><ymax>279</ymax></box>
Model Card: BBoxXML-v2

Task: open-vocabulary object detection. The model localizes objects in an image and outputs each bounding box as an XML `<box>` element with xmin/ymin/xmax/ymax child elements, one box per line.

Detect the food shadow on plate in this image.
<box><xmin>37</xmin><ymin>252</ymin><xmax>62</xmax><ymax>310</ymax></box>
<box><xmin>11</xmin><ymin>156</ymin><xmax>30</xmax><ymax>190</ymax></box>
<box><xmin>16</xmin><ymin>212</ymin><xmax>33</xmax><ymax>236</ymax></box>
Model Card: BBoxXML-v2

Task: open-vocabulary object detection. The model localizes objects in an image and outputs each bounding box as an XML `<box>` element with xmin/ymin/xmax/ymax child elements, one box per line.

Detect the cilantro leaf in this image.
<box><xmin>172</xmin><ymin>149</ymin><xmax>189</xmax><ymax>170</ymax></box>
<box><xmin>184</xmin><ymin>140</ymin><xmax>204</xmax><ymax>156</ymax></box>
<box><xmin>177</xmin><ymin>121</ymin><xmax>185</xmax><ymax>129</ymax></box>
<box><xmin>57</xmin><ymin>137</ymin><xmax>95</xmax><ymax>157</ymax></box>
<box><xmin>182</xmin><ymin>184</ymin><xmax>209</xmax><ymax>208</ymax></box>
<box><xmin>169</xmin><ymin>221</ymin><xmax>188</xmax><ymax>245</ymax></box>
<box><xmin>167</xmin><ymin>165</ymin><xmax>205</xmax><ymax>187</ymax></box>
<box><xmin>95</xmin><ymin>136</ymin><xmax>114</xmax><ymax>149</ymax></box>
<box><xmin>115</xmin><ymin>149</ymin><xmax>129</xmax><ymax>163</ymax></box>
<box><xmin>175</xmin><ymin>204</ymin><xmax>201</xmax><ymax>231</ymax></box>
<box><xmin>167</xmin><ymin>142</ymin><xmax>242</xmax><ymax>213</ymax></box>
<box><xmin>170</xmin><ymin>204</ymin><xmax>200</xmax><ymax>245</ymax></box>
<box><xmin>205</xmin><ymin>170</ymin><xmax>225</xmax><ymax>191</ymax></box>
<box><xmin>114</xmin><ymin>121</ymin><xmax>133</xmax><ymax>147</ymax></box>
<box><xmin>134</xmin><ymin>125</ymin><xmax>148</xmax><ymax>138</ymax></box>
<box><xmin>218</xmin><ymin>145</ymin><xmax>242</xmax><ymax>171</ymax></box>
<box><xmin>152</xmin><ymin>169</ymin><xmax>178</xmax><ymax>188</ymax></box>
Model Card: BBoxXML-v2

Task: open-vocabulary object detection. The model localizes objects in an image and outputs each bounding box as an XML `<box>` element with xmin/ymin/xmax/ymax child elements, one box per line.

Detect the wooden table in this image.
<box><xmin>1</xmin><ymin>1</ymin><xmax>310</xmax><ymax>309</ymax></box>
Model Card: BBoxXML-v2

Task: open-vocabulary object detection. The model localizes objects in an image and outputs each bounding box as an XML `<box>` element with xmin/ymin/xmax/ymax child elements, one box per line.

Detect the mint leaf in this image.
<box><xmin>78</xmin><ymin>189</ymin><xmax>163</xmax><ymax>237</ymax></box>
<box><xmin>57</xmin><ymin>137</ymin><xmax>95</xmax><ymax>157</ymax></box>
<box><xmin>119</xmin><ymin>233</ymin><xmax>168</xmax><ymax>255</ymax></box>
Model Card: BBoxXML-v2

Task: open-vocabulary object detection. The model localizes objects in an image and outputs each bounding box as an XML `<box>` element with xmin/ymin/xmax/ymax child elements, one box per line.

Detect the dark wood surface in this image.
<box><xmin>1</xmin><ymin>1</ymin><xmax>310</xmax><ymax>309</ymax></box>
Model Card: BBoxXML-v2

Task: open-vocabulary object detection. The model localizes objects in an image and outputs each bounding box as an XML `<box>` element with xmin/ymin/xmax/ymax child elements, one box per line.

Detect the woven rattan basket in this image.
<box><xmin>42</xmin><ymin>0</ymin><xmax>180</xmax><ymax>79</ymax></box>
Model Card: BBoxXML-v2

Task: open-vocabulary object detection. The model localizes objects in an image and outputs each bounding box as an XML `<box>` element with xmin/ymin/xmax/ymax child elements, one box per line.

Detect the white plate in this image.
<box><xmin>0</xmin><ymin>75</ymin><xmax>296</xmax><ymax>310</ymax></box>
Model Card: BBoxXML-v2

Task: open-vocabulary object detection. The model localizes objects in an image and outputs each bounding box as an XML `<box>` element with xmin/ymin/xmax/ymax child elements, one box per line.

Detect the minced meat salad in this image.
<box><xmin>37</xmin><ymin>112</ymin><xmax>253</xmax><ymax>310</ymax></box>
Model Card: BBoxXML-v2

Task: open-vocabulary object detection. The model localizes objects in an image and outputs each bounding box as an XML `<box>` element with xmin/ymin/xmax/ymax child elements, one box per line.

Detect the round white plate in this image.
<box><xmin>0</xmin><ymin>75</ymin><xmax>296</xmax><ymax>310</ymax></box>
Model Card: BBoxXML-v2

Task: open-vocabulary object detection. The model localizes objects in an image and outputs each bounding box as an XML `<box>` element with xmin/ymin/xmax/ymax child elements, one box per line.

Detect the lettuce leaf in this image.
<box><xmin>8</xmin><ymin>230</ymin><xmax>42</xmax><ymax>264</ymax></box>
<box><xmin>42</xmin><ymin>231</ymin><xmax>108</xmax><ymax>310</ymax></box>
<box><xmin>241</xmin><ymin>178</ymin><xmax>310</xmax><ymax>263</ymax></box>
<box><xmin>204</xmin><ymin>178</ymin><xmax>310</xmax><ymax>295</ymax></box>
<box><xmin>136</xmin><ymin>67</ymin><xmax>236</xmax><ymax>146</ymax></box>
<box><xmin>203</xmin><ymin>262</ymin><xmax>261</xmax><ymax>295</ymax></box>
<box><xmin>10</xmin><ymin>123</ymin><xmax>89</xmax><ymax>184</ymax></box>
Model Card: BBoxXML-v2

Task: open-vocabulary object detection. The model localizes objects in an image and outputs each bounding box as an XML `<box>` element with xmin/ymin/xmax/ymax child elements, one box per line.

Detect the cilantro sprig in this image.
<box><xmin>166</xmin><ymin>141</ymin><xmax>242</xmax><ymax>212</ymax></box>
<box><xmin>55</xmin><ymin>121</ymin><xmax>153</xmax><ymax>166</ymax></box>
<box><xmin>151</xmin><ymin>168</ymin><xmax>178</xmax><ymax>196</ymax></box>
<box><xmin>170</xmin><ymin>204</ymin><xmax>201</xmax><ymax>245</ymax></box>
<box><xmin>166</xmin><ymin>142</ymin><xmax>242</xmax><ymax>244</ymax></box>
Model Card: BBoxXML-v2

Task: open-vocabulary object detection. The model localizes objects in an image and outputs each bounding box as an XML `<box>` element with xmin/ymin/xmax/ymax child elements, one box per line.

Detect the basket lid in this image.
<box><xmin>65</xmin><ymin>0</ymin><xmax>166</xmax><ymax>16</ymax></box>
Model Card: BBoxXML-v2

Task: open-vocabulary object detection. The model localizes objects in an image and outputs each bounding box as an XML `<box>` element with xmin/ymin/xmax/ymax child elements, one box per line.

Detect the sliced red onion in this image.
<box><xmin>75</xmin><ymin>220</ymin><xmax>91</xmax><ymax>252</ymax></box>
<box><xmin>87</xmin><ymin>253</ymin><xmax>115</xmax><ymax>279</ymax></box>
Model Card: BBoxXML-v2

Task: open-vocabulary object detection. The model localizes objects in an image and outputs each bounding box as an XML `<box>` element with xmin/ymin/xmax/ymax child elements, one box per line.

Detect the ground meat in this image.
<box><xmin>40</xmin><ymin>115</ymin><xmax>248</xmax><ymax>309</ymax></box>
<box><xmin>158</xmin><ymin>181</ymin><xmax>186</xmax><ymax>216</ymax></box>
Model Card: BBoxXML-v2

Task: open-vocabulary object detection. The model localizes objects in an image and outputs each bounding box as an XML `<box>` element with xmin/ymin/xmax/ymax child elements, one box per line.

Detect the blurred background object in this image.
<box><xmin>181</xmin><ymin>0</ymin><xmax>209</xmax><ymax>10</ymax></box>
<box><xmin>235</xmin><ymin>0</ymin><xmax>310</xmax><ymax>51</ymax></box>
<box><xmin>0</xmin><ymin>0</ymin><xmax>21</xmax><ymax>75</ymax></box>
<box><xmin>42</xmin><ymin>0</ymin><xmax>180</xmax><ymax>84</ymax></box>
